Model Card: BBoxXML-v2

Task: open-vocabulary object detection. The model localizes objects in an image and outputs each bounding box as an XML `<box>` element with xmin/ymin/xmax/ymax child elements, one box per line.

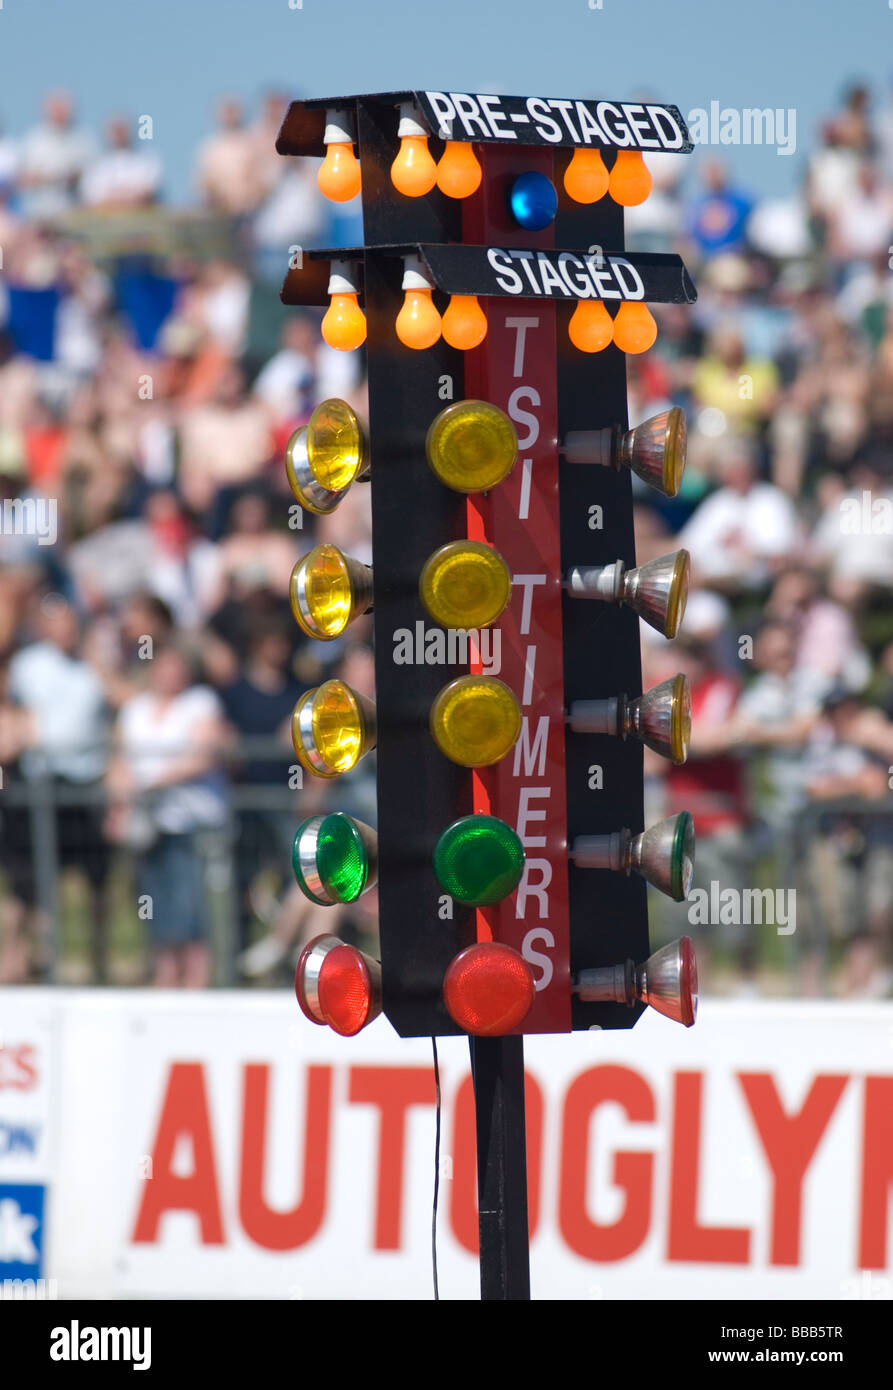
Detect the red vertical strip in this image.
<box><xmin>462</xmin><ymin>145</ymin><xmax>571</xmax><ymax>1032</ymax></box>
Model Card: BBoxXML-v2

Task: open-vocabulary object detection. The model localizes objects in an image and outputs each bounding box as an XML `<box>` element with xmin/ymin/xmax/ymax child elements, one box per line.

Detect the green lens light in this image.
<box><xmin>670</xmin><ymin>810</ymin><xmax>695</xmax><ymax>902</ymax></box>
<box><xmin>292</xmin><ymin>813</ymin><xmax>377</xmax><ymax>905</ymax></box>
<box><xmin>433</xmin><ymin>814</ymin><xmax>525</xmax><ymax>906</ymax></box>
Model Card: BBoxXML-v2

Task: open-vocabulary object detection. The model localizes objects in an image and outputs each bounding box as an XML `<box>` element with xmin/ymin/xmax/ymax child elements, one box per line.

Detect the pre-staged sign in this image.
<box><xmin>418</xmin><ymin>92</ymin><xmax>694</xmax><ymax>152</ymax></box>
<box><xmin>30</xmin><ymin>992</ymin><xmax>893</xmax><ymax>1300</ymax></box>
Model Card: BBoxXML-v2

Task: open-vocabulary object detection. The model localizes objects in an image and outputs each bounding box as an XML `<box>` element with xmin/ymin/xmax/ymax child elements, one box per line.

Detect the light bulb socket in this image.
<box><xmin>565</xmin><ymin>559</ymin><xmax>624</xmax><ymax>602</ymax></box>
<box><xmin>562</xmin><ymin>426</ymin><xmax>617</xmax><ymax>467</ymax></box>
<box><xmin>323</xmin><ymin>109</ymin><xmax>356</xmax><ymax>146</ymax></box>
<box><xmin>327</xmin><ymin>259</ymin><xmax>361</xmax><ymax>296</ymax></box>
<box><xmin>573</xmin><ymin>961</ymin><xmax>634</xmax><ymax>1006</ymax></box>
<box><xmin>401</xmin><ymin>253</ymin><xmax>435</xmax><ymax>291</ymax></box>
<box><xmin>567</xmin><ymin>697</ymin><xmax>621</xmax><ymax>737</ymax></box>
<box><xmin>397</xmin><ymin>102</ymin><xmax>429</xmax><ymax>138</ymax></box>
<box><xmin>570</xmin><ymin>829</ymin><xmax>630</xmax><ymax>873</ymax></box>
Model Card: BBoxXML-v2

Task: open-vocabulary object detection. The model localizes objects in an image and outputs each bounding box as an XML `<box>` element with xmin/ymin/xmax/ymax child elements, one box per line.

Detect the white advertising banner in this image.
<box><xmin>1</xmin><ymin>988</ymin><xmax>891</xmax><ymax>1300</ymax></box>
<box><xmin>0</xmin><ymin>989</ymin><xmax>58</xmax><ymax>1290</ymax></box>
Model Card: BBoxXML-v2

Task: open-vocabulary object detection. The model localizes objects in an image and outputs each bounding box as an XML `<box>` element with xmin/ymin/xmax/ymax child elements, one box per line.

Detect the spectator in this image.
<box><xmin>804</xmin><ymin>689</ymin><xmax>893</xmax><ymax>995</ymax></box>
<box><xmin>196</xmin><ymin>97</ymin><xmax>265</xmax><ymax>218</ymax></box>
<box><xmin>18</xmin><ymin>91</ymin><xmax>95</xmax><ymax>220</ymax></box>
<box><xmin>178</xmin><ymin>362</ymin><xmax>272</xmax><ymax>513</ymax></box>
<box><xmin>7</xmin><ymin>593</ymin><xmax>111</xmax><ymax>979</ymax></box>
<box><xmin>80</xmin><ymin>116</ymin><xmax>162</xmax><ymax>209</ymax></box>
<box><xmin>106</xmin><ymin>641</ymin><xmax>228</xmax><ymax>987</ymax></box>
<box><xmin>677</xmin><ymin>436</ymin><xmax>800</xmax><ymax>592</ymax></box>
<box><xmin>687</xmin><ymin>159</ymin><xmax>753</xmax><ymax>259</ymax></box>
<box><xmin>733</xmin><ymin>620</ymin><xmax>829</xmax><ymax>830</ymax></box>
<box><xmin>220</xmin><ymin>616</ymin><xmax>309</xmax><ymax>953</ymax></box>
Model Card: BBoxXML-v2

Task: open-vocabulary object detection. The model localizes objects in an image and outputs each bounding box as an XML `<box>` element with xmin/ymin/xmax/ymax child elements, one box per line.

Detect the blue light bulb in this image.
<box><xmin>508</xmin><ymin>171</ymin><xmax>558</xmax><ymax>230</ymax></box>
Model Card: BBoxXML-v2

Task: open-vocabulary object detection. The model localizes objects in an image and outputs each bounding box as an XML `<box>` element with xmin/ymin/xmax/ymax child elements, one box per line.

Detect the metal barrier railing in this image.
<box><xmin>0</xmin><ymin>737</ymin><xmax>307</xmax><ymax>987</ymax></box>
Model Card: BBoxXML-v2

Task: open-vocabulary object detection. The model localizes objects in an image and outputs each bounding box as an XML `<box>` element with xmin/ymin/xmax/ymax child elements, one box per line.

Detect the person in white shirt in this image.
<box><xmin>79</xmin><ymin>116</ymin><xmax>162</xmax><ymax>210</ymax></box>
<box><xmin>18</xmin><ymin>91</ymin><xmax>95</xmax><ymax>219</ymax></box>
<box><xmin>7</xmin><ymin>593</ymin><xmax>112</xmax><ymax>979</ymax></box>
<box><xmin>678</xmin><ymin>436</ymin><xmax>801</xmax><ymax>591</ymax></box>
<box><xmin>106</xmin><ymin>643</ymin><xmax>229</xmax><ymax>987</ymax></box>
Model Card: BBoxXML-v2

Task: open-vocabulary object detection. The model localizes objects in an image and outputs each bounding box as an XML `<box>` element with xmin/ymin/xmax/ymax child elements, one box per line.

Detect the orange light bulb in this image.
<box><xmin>396</xmin><ymin>288</ymin><xmax>441</xmax><ymax>350</ymax></box>
<box><xmin>318</xmin><ymin>143</ymin><xmax>361</xmax><ymax>202</ymax></box>
<box><xmin>322</xmin><ymin>293</ymin><xmax>367</xmax><ymax>352</ymax></box>
<box><xmin>391</xmin><ymin>102</ymin><xmax>438</xmax><ymax>197</ymax></box>
<box><xmin>391</xmin><ymin>136</ymin><xmax>437</xmax><ymax>197</ymax></box>
<box><xmin>564</xmin><ymin>147</ymin><xmax>609</xmax><ymax>204</ymax></box>
<box><xmin>608</xmin><ymin>149</ymin><xmax>653</xmax><ymax>206</ymax></box>
<box><xmin>568</xmin><ymin>299</ymin><xmax>614</xmax><ymax>353</ymax></box>
<box><xmin>612</xmin><ymin>301</ymin><xmax>657</xmax><ymax>355</ymax></box>
<box><xmin>441</xmin><ymin>294</ymin><xmax>487</xmax><ymax>350</ymax></box>
<box><xmin>436</xmin><ymin>141</ymin><xmax>482</xmax><ymax>199</ymax></box>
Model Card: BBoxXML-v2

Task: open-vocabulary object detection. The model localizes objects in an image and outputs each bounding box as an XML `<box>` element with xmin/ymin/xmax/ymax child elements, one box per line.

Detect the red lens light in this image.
<box><xmin>318</xmin><ymin>944</ymin><xmax>377</xmax><ymax>1036</ymax></box>
<box><xmin>294</xmin><ymin>937</ymin><xmax>331</xmax><ymax>1025</ymax></box>
<box><xmin>443</xmin><ymin>943</ymin><xmax>535</xmax><ymax>1036</ymax></box>
<box><xmin>678</xmin><ymin>936</ymin><xmax>698</xmax><ymax>1027</ymax></box>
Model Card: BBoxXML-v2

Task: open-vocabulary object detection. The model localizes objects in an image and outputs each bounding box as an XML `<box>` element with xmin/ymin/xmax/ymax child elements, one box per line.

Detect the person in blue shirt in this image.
<box><xmin>688</xmin><ymin>159</ymin><xmax>754</xmax><ymax>259</ymax></box>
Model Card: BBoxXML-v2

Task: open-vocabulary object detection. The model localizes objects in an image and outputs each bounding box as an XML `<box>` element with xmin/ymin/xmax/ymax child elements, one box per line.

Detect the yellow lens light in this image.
<box><xmin>665</xmin><ymin>550</ymin><xmax>691</xmax><ymax>639</ymax></box>
<box><xmin>430</xmin><ymin>675</ymin><xmax>522</xmax><ymax>767</ymax></box>
<box><xmin>306</xmin><ymin>398</ymin><xmax>368</xmax><ymax>493</ymax></box>
<box><xmin>426</xmin><ymin>400</ymin><xmax>518</xmax><ymax>494</ymax></box>
<box><xmin>663</xmin><ymin>407</ymin><xmax>687</xmax><ymax>498</ymax></box>
<box><xmin>285</xmin><ymin>426</ymin><xmax>345</xmax><ymax>516</ymax></box>
<box><xmin>669</xmin><ymin>673</ymin><xmax>692</xmax><ymax>764</ymax></box>
<box><xmin>292</xmin><ymin>679</ymin><xmax>376</xmax><ymax>778</ymax></box>
<box><xmin>419</xmin><ymin>541</ymin><xmax>511</xmax><ymax>630</ymax></box>
<box><xmin>290</xmin><ymin>544</ymin><xmax>373</xmax><ymax>641</ymax></box>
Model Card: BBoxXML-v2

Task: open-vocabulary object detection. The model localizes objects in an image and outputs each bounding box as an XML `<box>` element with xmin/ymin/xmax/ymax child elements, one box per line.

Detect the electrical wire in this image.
<box><xmin>431</xmin><ymin>1036</ymin><xmax>441</xmax><ymax>1300</ymax></box>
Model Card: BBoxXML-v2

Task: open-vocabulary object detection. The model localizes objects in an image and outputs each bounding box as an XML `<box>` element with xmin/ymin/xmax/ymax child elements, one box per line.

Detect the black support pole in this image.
<box><xmin>470</xmin><ymin>1035</ymin><xmax>531</xmax><ymax>1301</ymax></box>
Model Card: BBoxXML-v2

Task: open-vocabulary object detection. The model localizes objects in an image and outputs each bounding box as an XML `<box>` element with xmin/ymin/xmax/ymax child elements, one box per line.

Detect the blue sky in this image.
<box><xmin>0</xmin><ymin>0</ymin><xmax>891</xmax><ymax>202</ymax></box>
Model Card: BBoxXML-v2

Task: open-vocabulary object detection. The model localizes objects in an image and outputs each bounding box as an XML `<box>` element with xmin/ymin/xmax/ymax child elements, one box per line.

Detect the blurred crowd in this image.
<box><xmin>0</xmin><ymin>83</ymin><xmax>892</xmax><ymax>995</ymax></box>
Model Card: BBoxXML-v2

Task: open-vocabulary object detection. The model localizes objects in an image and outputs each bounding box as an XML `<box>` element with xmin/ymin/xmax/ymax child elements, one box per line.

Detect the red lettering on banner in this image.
<box><xmin>239</xmin><ymin>1063</ymin><xmax>332</xmax><ymax>1251</ymax></box>
<box><xmin>559</xmin><ymin>1065</ymin><xmax>655</xmax><ymax>1262</ymax></box>
<box><xmin>738</xmin><ymin>1072</ymin><xmax>848</xmax><ymax>1266</ymax></box>
<box><xmin>858</xmin><ymin>1076</ymin><xmax>893</xmax><ymax>1269</ymax></box>
<box><xmin>449</xmin><ymin>1070</ymin><xmax>544</xmax><ymax>1254</ymax></box>
<box><xmin>668</xmin><ymin>1071</ymin><xmax>750</xmax><ymax>1264</ymax></box>
<box><xmin>0</xmin><ymin>1043</ymin><xmax>38</xmax><ymax>1091</ymax></box>
<box><xmin>132</xmin><ymin>1062</ymin><xmax>224</xmax><ymax>1244</ymax></box>
<box><xmin>348</xmin><ymin>1066</ymin><xmax>436</xmax><ymax>1250</ymax></box>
